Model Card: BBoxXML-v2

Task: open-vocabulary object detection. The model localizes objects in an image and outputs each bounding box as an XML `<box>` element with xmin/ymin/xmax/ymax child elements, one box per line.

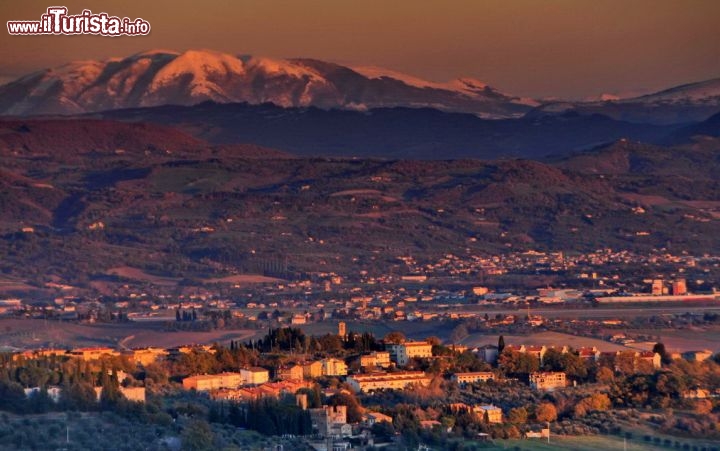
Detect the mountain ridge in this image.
<box><xmin>2</xmin><ymin>48</ymin><xmax>719</xmax><ymax>124</ymax></box>
<box><xmin>0</xmin><ymin>49</ymin><xmax>531</xmax><ymax>118</ymax></box>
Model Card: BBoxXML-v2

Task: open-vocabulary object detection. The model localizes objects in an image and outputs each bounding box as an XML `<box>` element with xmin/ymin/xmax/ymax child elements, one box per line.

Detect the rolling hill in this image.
<box><xmin>93</xmin><ymin>102</ymin><xmax>675</xmax><ymax>159</ymax></box>
<box><xmin>1</xmin><ymin>118</ymin><xmax>719</xmax><ymax>295</ymax></box>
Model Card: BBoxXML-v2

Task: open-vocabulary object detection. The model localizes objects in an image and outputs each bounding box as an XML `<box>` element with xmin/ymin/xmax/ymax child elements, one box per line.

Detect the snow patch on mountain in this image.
<box><xmin>0</xmin><ymin>49</ymin><xmax>540</xmax><ymax>116</ymax></box>
<box><xmin>148</xmin><ymin>49</ymin><xmax>246</xmax><ymax>99</ymax></box>
<box><xmin>632</xmin><ymin>78</ymin><xmax>720</xmax><ymax>103</ymax></box>
<box><xmin>351</xmin><ymin>65</ymin><xmax>458</xmax><ymax>91</ymax></box>
<box><xmin>247</xmin><ymin>57</ymin><xmax>322</xmax><ymax>80</ymax></box>
<box><xmin>47</xmin><ymin>61</ymin><xmax>105</xmax><ymax>97</ymax></box>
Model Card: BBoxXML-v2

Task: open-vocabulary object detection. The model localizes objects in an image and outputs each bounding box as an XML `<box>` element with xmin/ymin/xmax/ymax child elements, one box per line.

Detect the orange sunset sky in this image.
<box><xmin>1</xmin><ymin>0</ymin><xmax>719</xmax><ymax>99</ymax></box>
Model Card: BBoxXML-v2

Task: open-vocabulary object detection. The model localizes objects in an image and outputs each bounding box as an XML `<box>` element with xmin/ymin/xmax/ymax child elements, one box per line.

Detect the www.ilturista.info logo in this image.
<box><xmin>7</xmin><ymin>7</ymin><xmax>151</xmax><ymax>36</ymax></box>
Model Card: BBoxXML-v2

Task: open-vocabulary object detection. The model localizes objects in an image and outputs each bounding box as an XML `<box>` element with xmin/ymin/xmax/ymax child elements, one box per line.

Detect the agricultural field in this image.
<box><xmin>620</xmin><ymin>325</ymin><xmax>720</xmax><ymax>353</ymax></box>
<box><xmin>0</xmin><ymin>318</ymin><xmax>259</xmax><ymax>351</ymax></box>
<box><xmin>461</xmin><ymin>331</ymin><xmax>631</xmax><ymax>351</ymax></box>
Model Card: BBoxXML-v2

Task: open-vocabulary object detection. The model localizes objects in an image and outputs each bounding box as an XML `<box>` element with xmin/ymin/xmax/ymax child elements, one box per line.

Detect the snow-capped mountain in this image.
<box><xmin>529</xmin><ymin>78</ymin><xmax>720</xmax><ymax>125</ymax></box>
<box><xmin>631</xmin><ymin>78</ymin><xmax>720</xmax><ymax>104</ymax></box>
<box><xmin>0</xmin><ymin>49</ymin><xmax>533</xmax><ymax>118</ymax></box>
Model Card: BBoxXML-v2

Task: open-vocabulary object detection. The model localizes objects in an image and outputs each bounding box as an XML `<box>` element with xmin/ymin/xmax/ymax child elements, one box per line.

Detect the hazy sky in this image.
<box><xmin>1</xmin><ymin>0</ymin><xmax>719</xmax><ymax>99</ymax></box>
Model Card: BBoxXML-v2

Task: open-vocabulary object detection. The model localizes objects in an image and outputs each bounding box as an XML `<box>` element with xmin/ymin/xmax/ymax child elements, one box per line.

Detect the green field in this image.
<box><xmin>484</xmin><ymin>434</ymin><xmax>718</xmax><ymax>451</ymax></box>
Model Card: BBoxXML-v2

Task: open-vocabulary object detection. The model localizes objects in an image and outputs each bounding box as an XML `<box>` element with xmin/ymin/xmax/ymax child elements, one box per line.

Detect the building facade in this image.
<box><xmin>322</xmin><ymin>358</ymin><xmax>348</xmax><ymax>376</ymax></box>
<box><xmin>360</xmin><ymin>351</ymin><xmax>391</xmax><ymax>368</ymax></box>
<box><xmin>309</xmin><ymin>405</ymin><xmax>351</xmax><ymax>438</ymax></box>
<box><xmin>386</xmin><ymin>341</ymin><xmax>432</xmax><ymax>366</ymax></box>
<box><xmin>476</xmin><ymin>405</ymin><xmax>503</xmax><ymax>423</ymax></box>
<box><xmin>346</xmin><ymin>371</ymin><xmax>431</xmax><ymax>393</ymax></box>
<box><xmin>278</xmin><ymin>364</ymin><xmax>304</xmax><ymax>381</ymax></box>
<box><xmin>303</xmin><ymin>361</ymin><xmax>323</xmax><ymax>379</ymax></box>
<box><xmin>529</xmin><ymin>372</ymin><xmax>566</xmax><ymax>390</ymax></box>
<box><xmin>241</xmin><ymin>367</ymin><xmax>270</xmax><ymax>385</ymax></box>
<box><xmin>182</xmin><ymin>372</ymin><xmax>243</xmax><ymax>391</ymax></box>
<box><xmin>451</xmin><ymin>372</ymin><xmax>495</xmax><ymax>385</ymax></box>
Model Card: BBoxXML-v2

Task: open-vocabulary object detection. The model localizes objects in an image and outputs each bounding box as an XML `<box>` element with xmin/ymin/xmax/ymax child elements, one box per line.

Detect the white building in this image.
<box><xmin>386</xmin><ymin>341</ymin><xmax>432</xmax><ymax>366</ymax></box>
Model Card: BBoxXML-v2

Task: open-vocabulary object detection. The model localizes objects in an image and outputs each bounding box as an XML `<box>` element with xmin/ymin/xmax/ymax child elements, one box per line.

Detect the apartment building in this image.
<box><xmin>182</xmin><ymin>372</ymin><xmax>243</xmax><ymax>391</ymax></box>
<box><xmin>346</xmin><ymin>371</ymin><xmax>431</xmax><ymax>393</ymax></box>
<box><xmin>360</xmin><ymin>351</ymin><xmax>391</xmax><ymax>368</ymax></box>
<box><xmin>451</xmin><ymin>371</ymin><xmax>495</xmax><ymax>385</ymax></box>
<box><xmin>529</xmin><ymin>372</ymin><xmax>566</xmax><ymax>390</ymax></box>
<box><xmin>386</xmin><ymin>341</ymin><xmax>432</xmax><ymax>366</ymax></box>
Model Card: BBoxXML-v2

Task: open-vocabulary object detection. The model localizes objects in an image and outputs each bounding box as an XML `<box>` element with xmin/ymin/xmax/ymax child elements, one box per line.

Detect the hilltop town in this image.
<box><xmin>1</xmin><ymin>312</ymin><xmax>719</xmax><ymax>450</ymax></box>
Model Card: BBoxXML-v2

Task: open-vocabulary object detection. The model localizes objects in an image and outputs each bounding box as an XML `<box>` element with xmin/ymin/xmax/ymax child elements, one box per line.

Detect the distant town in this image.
<box><xmin>1</xmin><ymin>248</ymin><xmax>719</xmax><ymax>450</ymax></box>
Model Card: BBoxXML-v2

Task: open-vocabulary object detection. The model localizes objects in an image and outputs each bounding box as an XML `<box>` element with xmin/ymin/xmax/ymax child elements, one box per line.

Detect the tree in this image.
<box><xmin>694</xmin><ymin>399</ymin><xmax>713</xmax><ymax>415</ymax></box>
<box><xmin>654</xmin><ymin>372</ymin><xmax>685</xmax><ymax>400</ymax></box>
<box><xmin>652</xmin><ymin>342</ymin><xmax>672</xmax><ymax>365</ymax></box>
<box><xmin>450</xmin><ymin>324</ymin><xmax>469</xmax><ymax>344</ymax></box>
<box><xmin>426</xmin><ymin>336</ymin><xmax>442</xmax><ymax>346</ymax></box>
<box><xmin>498</xmin><ymin>349</ymin><xmax>539</xmax><ymax>377</ymax></box>
<box><xmin>329</xmin><ymin>392</ymin><xmax>363</xmax><ymax>423</ymax></box>
<box><xmin>615</xmin><ymin>351</ymin><xmax>637</xmax><ymax>375</ymax></box>
<box><xmin>596</xmin><ymin>366</ymin><xmax>614</xmax><ymax>384</ymax></box>
<box><xmin>560</xmin><ymin>352</ymin><xmax>588</xmax><ymax>381</ymax></box>
<box><xmin>99</xmin><ymin>367</ymin><xmax>122</xmax><ymax>409</ymax></box>
<box><xmin>535</xmin><ymin>403</ymin><xmax>557</xmax><ymax>422</ymax></box>
<box><xmin>181</xmin><ymin>419</ymin><xmax>214</xmax><ymax>451</ymax></box>
<box><xmin>0</xmin><ymin>379</ymin><xmax>27</xmax><ymax>413</ymax></box>
<box><xmin>541</xmin><ymin>348</ymin><xmax>564</xmax><ymax>371</ymax></box>
<box><xmin>371</xmin><ymin>421</ymin><xmax>395</xmax><ymax>440</ymax></box>
<box><xmin>498</xmin><ymin>335</ymin><xmax>505</xmax><ymax>355</ymax></box>
<box><xmin>574</xmin><ymin>393</ymin><xmax>611</xmax><ymax>418</ymax></box>
<box><xmin>384</xmin><ymin>331</ymin><xmax>406</xmax><ymax>344</ymax></box>
<box><xmin>27</xmin><ymin>386</ymin><xmax>53</xmax><ymax>413</ymax></box>
<box><xmin>508</xmin><ymin>407</ymin><xmax>528</xmax><ymax>424</ymax></box>
<box><xmin>440</xmin><ymin>415</ymin><xmax>455</xmax><ymax>431</ymax></box>
<box><xmin>60</xmin><ymin>380</ymin><xmax>96</xmax><ymax>411</ymax></box>
<box><xmin>587</xmin><ymin>393</ymin><xmax>611</xmax><ymax>411</ymax></box>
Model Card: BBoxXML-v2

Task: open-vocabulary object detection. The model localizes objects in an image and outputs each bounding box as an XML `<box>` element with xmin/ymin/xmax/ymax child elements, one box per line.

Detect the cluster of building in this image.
<box><xmin>212</xmin><ymin>380</ymin><xmax>312</xmax><ymax>402</ymax></box>
<box><xmin>469</xmin><ymin>343</ymin><xmax>663</xmax><ymax>371</ymax></box>
<box><xmin>23</xmin><ymin>374</ymin><xmax>146</xmax><ymax>404</ymax></box>
<box><xmin>393</xmin><ymin>249</ymin><xmax>712</xmax><ymax>284</ymax></box>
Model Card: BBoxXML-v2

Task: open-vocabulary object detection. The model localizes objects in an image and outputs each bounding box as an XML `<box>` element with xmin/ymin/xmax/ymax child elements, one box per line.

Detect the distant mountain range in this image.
<box><xmin>94</xmin><ymin>102</ymin><xmax>677</xmax><ymax>159</ymax></box>
<box><xmin>1</xmin><ymin>49</ymin><xmax>720</xmax><ymax>125</ymax></box>
<box><xmin>1</xmin><ymin>49</ymin><xmax>719</xmax><ymax>160</ymax></box>
<box><xmin>530</xmin><ymin>77</ymin><xmax>720</xmax><ymax>125</ymax></box>
<box><xmin>0</xmin><ymin>49</ymin><xmax>533</xmax><ymax>118</ymax></box>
